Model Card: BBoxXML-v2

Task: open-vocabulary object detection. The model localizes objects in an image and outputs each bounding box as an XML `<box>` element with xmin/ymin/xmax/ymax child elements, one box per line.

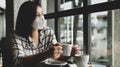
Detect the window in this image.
<box><xmin>59</xmin><ymin>15</ymin><xmax>84</xmax><ymax>55</ymax></box>
<box><xmin>91</xmin><ymin>0</ymin><xmax>108</xmax><ymax>5</ymax></box>
<box><xmin>113</xmin><ymin>9</ymin><xmax>120</xmax><ymax>67</ymax></box>
<box><xmin>59</xmin><ymin>0</ymin><xmax>83</xmax><ymax>11</ymax></box>
<box><xmin>41</xmin><ymin>0</ymin><xmax>55</xmax><ymax>14</ymax></box>
<box><xmin>43</xmin><ymin>0</ymin><xmax>120</xmax><ymax>67</ymax></box>
<box><xmin>47</xmin><ymin>19</ymin><xmax>55</xmax><ymax>31</ymax></box>
<box><xmin>0</xmin><ymin>0</ymin><xmax>6</xmax><ymax>66</ymax></box>
<box><xmin>90</xmin><ymin>11</ymin><xmax>112</xmax><ymax>67</ymax></box>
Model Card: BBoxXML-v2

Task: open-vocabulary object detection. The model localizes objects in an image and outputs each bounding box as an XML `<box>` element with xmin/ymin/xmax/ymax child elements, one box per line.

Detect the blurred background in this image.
<box><xmin>0</xmin><ymin>0</ymin><xmax>120</xmax><ymax>67</ymax></box>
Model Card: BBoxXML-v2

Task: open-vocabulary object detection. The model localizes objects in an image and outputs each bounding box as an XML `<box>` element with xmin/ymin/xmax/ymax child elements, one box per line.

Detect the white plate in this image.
<box><xmin>45</xmin><ymin>61</ymin><xmax>67</xmax><ymax>66</ymax></box>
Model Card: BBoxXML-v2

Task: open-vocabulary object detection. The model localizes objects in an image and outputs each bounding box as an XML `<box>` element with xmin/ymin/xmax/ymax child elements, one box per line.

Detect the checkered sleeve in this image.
<box><xmin>12</xmin><ymin>38</ymin><xmax>25</xmax><ymax>67</ymax></box>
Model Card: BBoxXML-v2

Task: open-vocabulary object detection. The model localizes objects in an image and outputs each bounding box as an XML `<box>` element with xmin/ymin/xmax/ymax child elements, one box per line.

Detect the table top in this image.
<box><xmin>36</xmin><ymin>61</ymin><xmax>80</xmax><ymax>67</ymax></box>
<box><xmin>37</xmin><ymin>62</ymin><xmax>69</xmax><ymax>67</ymax></box>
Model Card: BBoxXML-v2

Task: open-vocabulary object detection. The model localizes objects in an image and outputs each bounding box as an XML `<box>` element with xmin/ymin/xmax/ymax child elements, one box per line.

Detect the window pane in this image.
<box><xmin>47</xmin><ymin>19</ymin><xmax>55</xmax><ymax>31</ymax></box>
<box><xmin>91</xmin><ymin>0</ymin><xmax>107</xmax><ymax>5</ymax></box>
<box><xmin>41</xmin><ymin>0</ymin><xmax>55</xmax><ymax>14</ymax></box>
<box><xmin>0</xmin><ymin>0</ymin><xmax>6</xmax><ymax>9</ymax></box>
<box><xmin>59</xmin><ymin>15</ymin><xmax>83</xmax><ymax>55</ymax></box>
<box><xmin>113</xmin><ymin>9</ymin><xmax>120</xmax><ymax>67</ymax></box>
<box><xmin>59</xmin><ymin>0</ymin><xmax>83</xmax><ymax>11</ymax></box>
<box><xmin>90</xmin><ymin>11</ymin><xmax>112</xmax><ymax>67</ymax></box>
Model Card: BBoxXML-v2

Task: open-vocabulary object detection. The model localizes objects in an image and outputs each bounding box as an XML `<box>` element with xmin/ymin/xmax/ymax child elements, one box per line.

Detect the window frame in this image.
<box><xmin>44</xmin><ymin>0</ymin><xmax>120</xmax><ymax>65</ymax></box>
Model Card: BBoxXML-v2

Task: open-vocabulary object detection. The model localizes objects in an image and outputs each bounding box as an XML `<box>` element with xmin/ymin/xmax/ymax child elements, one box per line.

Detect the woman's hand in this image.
<box><xmin>71</xmin><ymin>45</ymin><xmax>80</xmax><ymax>56</ymax></box>
<box><xmin>48</xmin><ymin>43</ymin><xmax>63</xmax><ymax>59</ymax></box>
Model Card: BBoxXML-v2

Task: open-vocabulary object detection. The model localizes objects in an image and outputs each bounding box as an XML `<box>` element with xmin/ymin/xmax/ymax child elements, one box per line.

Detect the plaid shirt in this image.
<box><xmin>11</xmin><ymin>27</ymin><xmax>57</xmax><ymax>67</ymax></box>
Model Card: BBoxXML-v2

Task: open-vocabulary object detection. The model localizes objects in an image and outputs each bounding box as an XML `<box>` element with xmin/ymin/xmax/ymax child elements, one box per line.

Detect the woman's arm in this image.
<box><xmin>21</xmin><ymin>50</ymin><xmax>51</xmax><ymax>67</ymax></box>
<box><xmin>11</xmin><ymin>37</ymin><xmax>53</xmax><ymax>67</ymax></box>
<box><xmin>12</xmin><ymin>45</ymin><xmax>54</xmax><ymax>67</ymax></box>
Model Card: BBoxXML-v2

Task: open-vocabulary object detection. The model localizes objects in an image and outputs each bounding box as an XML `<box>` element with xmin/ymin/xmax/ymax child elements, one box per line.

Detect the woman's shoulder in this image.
<box><xmin>39</xmin><ymin>26</ymin><xmax>54</xmax><ymax>34</ymax></box>
<box><xmin>43</xmin><ymin>26</ymin><xmax>53</xmax><ymax>31</ymax></box>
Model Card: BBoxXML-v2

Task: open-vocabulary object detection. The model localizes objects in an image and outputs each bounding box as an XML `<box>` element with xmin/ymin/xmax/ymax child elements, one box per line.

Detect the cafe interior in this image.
<box><xmin>0</xmin><ymin>0</ymin><xmax>120</xmax><ymax>67</ymax></box>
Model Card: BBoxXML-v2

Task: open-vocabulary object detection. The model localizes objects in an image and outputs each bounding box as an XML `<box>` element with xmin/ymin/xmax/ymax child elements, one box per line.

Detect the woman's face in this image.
<box><xmin>32</xmin><ymin>6</ymin><xmax>46</xmax><ymax>30</ymax></box>
<box><xmin>36</xmin><ymin>6</ymin><xmax>43</xmax><ymax>18</ymax></box>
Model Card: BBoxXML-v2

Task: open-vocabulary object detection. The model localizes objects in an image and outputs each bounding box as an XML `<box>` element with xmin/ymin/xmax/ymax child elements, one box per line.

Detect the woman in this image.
<box><xmin>10</xmin><ymin>1</ymin><xmax>80</xmax><ymax>67</ymax></box>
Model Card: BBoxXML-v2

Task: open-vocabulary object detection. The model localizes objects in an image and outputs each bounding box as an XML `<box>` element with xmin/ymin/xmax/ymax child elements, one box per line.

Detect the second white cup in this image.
<box><xmin>62</xmin><ymin>44</ymin><xmax>72</xmax><ymax>56</ymax></box>
<box><xmin>74</xmin><ymin>55</ymin><xmax>89</xmax><ymax>67</ymax></box>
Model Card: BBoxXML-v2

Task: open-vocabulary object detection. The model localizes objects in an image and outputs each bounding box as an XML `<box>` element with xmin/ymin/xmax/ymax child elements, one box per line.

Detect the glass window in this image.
<box><xmin>59</xmin><ymin>0</ymin><xmax>83</xmax><ymax>11</ymax></box>
<box><xmin>41</xmin><ymin>0</ymin><xmax>55</xmax><ymax>14</ymax></box>
<box><xmin>43</xmin><ymin>0</ymin><xmax>119</xmax><ymax>67</ymax></box>
<box><xmin>90</xmin><ymin>11</ymin><xmax>112</xmax><ymax>67</ymax></box>
<box><xmin>113</xmin><ymin>9</ymin><xmax>120</xmax><ymax>67</ymax></box>
<box><xmin>59</xmin><ymin>15</ymin><xmax>83</xmax><ymax>55</ymax></box>
<box><xmin>0</xmin><ymin>0</ymin><xmax>6</xmax><ymax>9</ymax></box>
<box><xmin>46</xmin><ymin>19</ymin><xmax>55</xmax><ymax>31</ymax></box>
<box><xmin>91</xmin><ymin>0</ymin><xmax>108</xmax><ymax>5</ymax></box>
<box><xmin>0</xmin><ymin>0</ymin><xmax>6</xmax><ymax>65</ymax></box>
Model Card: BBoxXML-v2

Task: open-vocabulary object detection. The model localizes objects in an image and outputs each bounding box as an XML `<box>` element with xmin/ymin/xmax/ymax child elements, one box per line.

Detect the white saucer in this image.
<box><xmin>45</xmin><ymin>61</ymin><xmax>67</xmax><ymax>66</ymax></box>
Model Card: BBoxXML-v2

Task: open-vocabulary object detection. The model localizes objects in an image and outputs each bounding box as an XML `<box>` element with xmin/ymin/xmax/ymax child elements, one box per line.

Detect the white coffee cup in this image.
<box><xmin>74</xmin><ymin>55</ymin><xmax>89</xmax><ymax>67</ymax></box>
<box><xmin>62</xmin><ymin>44</ymin><xmax>72</xmax><ymax>56</ymax></box>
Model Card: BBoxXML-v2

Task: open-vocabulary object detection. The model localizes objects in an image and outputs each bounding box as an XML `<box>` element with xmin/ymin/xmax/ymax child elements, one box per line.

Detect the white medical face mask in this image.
<box><xmin>32</xmin><ymin>16</ymin><xmax>47</xmax><ymax>30</ymax></box>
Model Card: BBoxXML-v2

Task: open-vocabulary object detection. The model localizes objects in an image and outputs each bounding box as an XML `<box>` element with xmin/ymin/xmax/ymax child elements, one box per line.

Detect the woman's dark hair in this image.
<box><xmin>16</xmin><ymin>1</ymin><xmax>41</xmax><ymax>38</ymax></box>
